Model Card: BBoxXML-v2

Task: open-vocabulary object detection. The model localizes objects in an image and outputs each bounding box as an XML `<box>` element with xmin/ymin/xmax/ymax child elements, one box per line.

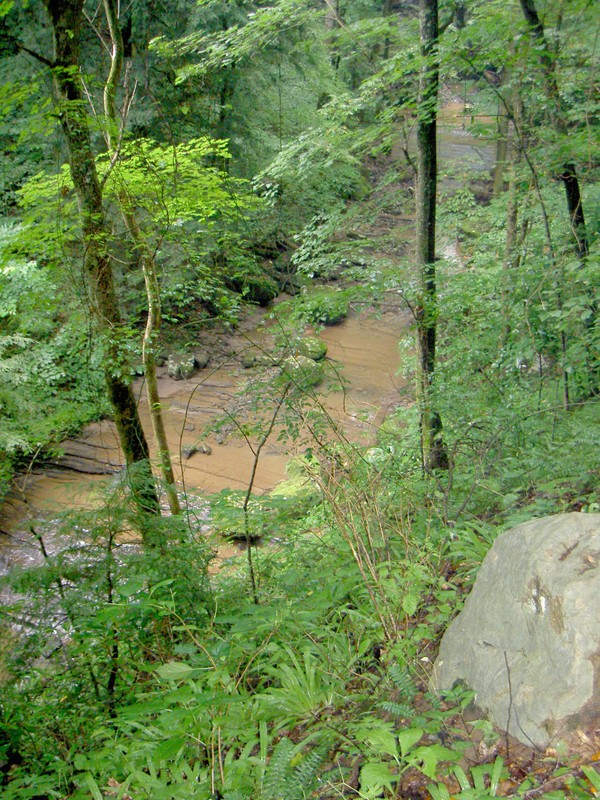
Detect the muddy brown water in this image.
<box><xmin>0</xmin><ymin>116</ymin><xmax>496</xmax><ymax>570</ymax></box>
<box><xmin>0</xmin><ymin>308</ymin><xmax>411</xmax><ymax>569</ymax></box>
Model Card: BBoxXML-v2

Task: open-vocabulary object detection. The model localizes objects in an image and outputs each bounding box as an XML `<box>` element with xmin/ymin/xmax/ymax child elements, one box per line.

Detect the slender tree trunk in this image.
<box><xmin>519</xmin><ymin>0</ymin><xmax>596</xmax><ymax>395</ymax></box>
<box><xmin>518</xmin><ymin>0</ymin><xmax>589</xmax><ymax>259</ymax></box>
<box><xmin>503</xmin><ymin>90</ymin><xmax>525</xmax><ymax>274</ymax></box>
<box><xmin>323</xmin><ymin>0</ymin><xmax>341</xmax><ymax>69</ymax></box>
<box><xmin>415</xmin><ymin>0</ymin><xmax>447</xmax><ymax>472</ymax></box>
<box><xmin>41</xmin><ymin>0</ymin><xmax>160</xmax><ymax>524</ymax></box>
<box><xmin>492</xmin><ymin>102</ymin><xmax>509</xmax><ymax>197</ymax></box>
<box><xmin>103</xmin><ymin>0</ymin><xmax>181</xmax><ymax>516</ymax></box>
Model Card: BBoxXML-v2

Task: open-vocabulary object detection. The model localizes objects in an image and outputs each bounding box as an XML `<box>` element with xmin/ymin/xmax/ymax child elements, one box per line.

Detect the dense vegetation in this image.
<box><xmin>0</xmin><ymin>0</ymin><xmax>598</xmax><ymax>797</ymax></box>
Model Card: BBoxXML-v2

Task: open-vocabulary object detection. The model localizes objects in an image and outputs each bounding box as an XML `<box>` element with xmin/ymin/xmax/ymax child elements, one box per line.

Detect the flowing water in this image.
<box><xmin>0</xmin><ymin>308</ymin><xmax>411</xmax><ymax>568</ymax></box>
<box><xmin>0</xmin><ymin>114</ymin><xmax>496</xmax><ymax>570</ymax></box>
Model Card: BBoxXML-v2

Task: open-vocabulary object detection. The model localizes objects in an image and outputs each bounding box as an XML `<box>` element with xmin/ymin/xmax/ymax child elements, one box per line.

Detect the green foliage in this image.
<box><xmin>1</xmin><ymin>0</ymin><xmax>599</xmax><ymax>797</ymax></box>
<box><xmin>0</xmin><ymin>228</ymin><xmax>107</xmax><ymax>501</ymax></box>
<box><xmin>285</xmin><ymin>285</ymin><xmax>353</xmax><ymax>327</ymax></box>
<box><xmin>428</xmin><ymin>757</ymin><xmax>507</xmax><ymax>799</ymax></box>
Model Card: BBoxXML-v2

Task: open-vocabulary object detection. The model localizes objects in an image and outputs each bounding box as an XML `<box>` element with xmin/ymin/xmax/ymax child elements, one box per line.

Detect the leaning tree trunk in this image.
<box><xmin>41</xmin><ymin>0</ymin><xmax>160</xmax><ymax>526</ymax></box>
<box><xmin>415</xmin><ymin>0</ymin><xmax>447</xmax><ymax>472</ymax></box>
<box><xmin>102</xmin><ymin>0</ymin><xmax>181</xmax><ymax>516</ymax></box>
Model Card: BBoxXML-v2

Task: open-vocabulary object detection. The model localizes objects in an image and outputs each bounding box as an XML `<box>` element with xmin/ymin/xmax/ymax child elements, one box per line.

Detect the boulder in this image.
<box><xmin>298</xmin><ymin>336</ymin><xmax>327</xmax><ymax>362</ymax></box>
<box><xmin>168</xmin><ymin>354</ymin><xmax>198</xmax><ymax>380</ymax></box>
<box><xmin>241</xmin><ymin>348</ymin><xmax>279</xmax><ymax>369</ymax></box>
<box><xmin>194</xmin><ymin>350</ymin><xmax>210</xmax><ymax>369</ymax></box>
<box><xmin>435</xmin><ymin>512</ymin><xmax>600</xmax><ymax>749</ymax></box>
<box><xmin>280</xmin><ymin>354</ymin><xmax>324</xmax><ymax>388</ymax></box>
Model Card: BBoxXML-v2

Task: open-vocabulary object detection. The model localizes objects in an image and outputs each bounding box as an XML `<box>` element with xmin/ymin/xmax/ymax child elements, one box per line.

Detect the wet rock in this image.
<box><xmin>241</xmin><ymin>349</ymin><xmax>278</xmax><ymax>369</ymax></box>
<box><xmin>183</xmin><ymin>442</ymin><xmax>213</xmax><ymax>459</ymax></box>
<box><xmin>194</xmin><ymin>351</ymin><xmax>210</xmax><ymax>369</ymax></box>
<box><xmin>298</xmin><ymin>336</ymin><xmax>327</xmax><ymax>361</ymax></box>
<box><xmin>280</xmin><ymin>354</ymin><xmax>324</xmax><ymax>388</ymax></box>
<box><xmin>223</xmin><ymin>529</ymin><xmax>263</xmax><ymax>544</ymax></box>
<box><xmin>168</xmin><ymin>354</ymin><xmax>198</xmax><ymax>380</ymax></box>
<box><xmin>435</xmin><ymin>512</ymin><xmax>600</xmax><ymax>749</ymax></box>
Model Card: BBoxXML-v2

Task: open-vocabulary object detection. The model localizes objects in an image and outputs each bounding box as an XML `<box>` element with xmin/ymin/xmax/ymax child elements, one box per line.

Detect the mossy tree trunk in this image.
<box><xmin>41</xmin><ymin>0</ymin><xmax>160</xmax><ymax>525</ymax></box>
<box><xmin>415</xmin><ymin>0</ymin><xmax>448</xmax><ymax>472</ymax></box>
<box><xmin>102</xmin><ymin>0</ymin><xmax>181</xmax><ymax>516</ymax></box>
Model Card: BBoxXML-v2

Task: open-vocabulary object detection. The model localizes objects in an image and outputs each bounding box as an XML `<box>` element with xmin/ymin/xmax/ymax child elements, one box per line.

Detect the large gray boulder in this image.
<box><xmin>435</xmin><ymin>512</ymin><xmax>600</xmax><ymax>749</ymax></box>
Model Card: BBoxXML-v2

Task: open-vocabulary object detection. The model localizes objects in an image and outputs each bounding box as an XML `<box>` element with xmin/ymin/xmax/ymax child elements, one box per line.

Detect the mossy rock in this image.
<box><xmin>302</xmin><ymin>288</ymin><xmax>349</xmax><ymax>326</ymax></box>
<box><xmin>227</xmin><ymin>273</ymin><xmax>279</xmax><ymax>307</ymax></box>
<box><xmin>194</xmin><ymin>350</ymin><xmax>210</xmax><ymax>369</ymax></box>
<box><xmin>378</xmin><ymin>415</ymin><xmax>406</xmax><ymax>437</ymax></box>
<box><xmin>168</xmin><ymin>354</ymin><xmax>198</xmax><ymax>380</ymax></box>
<box><xmin>241</xmin><ymin>349</ymin><xmax>279</xmax><ymax>369</ymax></box>
<box><xmin>298</xmin><ymin>336</ymin><xmax>328</xmax><ymax>361</ymax></box>
<box><xmin>280</xmin><ymin>354</ymin><xmax>324</xmax><ymax>388</ymax></box>
<box><xmin>458</xmin><ymin>218</ymin><xmax>480</xmax><ymax>239</ymax></box>
<box><xmin>271</xmin><ymin>455</ymin><xmax>320</xmax><ymax>500</ymax></box>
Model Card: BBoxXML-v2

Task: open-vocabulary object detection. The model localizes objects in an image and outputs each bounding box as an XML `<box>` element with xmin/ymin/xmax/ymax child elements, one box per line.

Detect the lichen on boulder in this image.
<box><xmin>167</xmin><ymin>354</ymin><xmax>198</xmax><ymax>380</ymax></box>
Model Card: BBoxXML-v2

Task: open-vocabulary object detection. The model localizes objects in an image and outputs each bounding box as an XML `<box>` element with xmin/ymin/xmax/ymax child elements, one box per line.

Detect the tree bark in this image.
<box><xmin>102</xmin><ymin>0</ymin><xmax>181</xmax><ymax>516</ymax></box>
<box><xmin>41</xmin><ymin>0</ymin><xmax>160</xmax><ymax>523</ymax></box>
<box><xmin>518</xmin><ymin>0</ymin><xmax>589</xmax><ymax>259</ymax></box>
<box><xmin>415</xmin><ymin>0</ymin><xmax>447</xmax><ymax>472</ymax></box>
<box><xmin>518</xmin><ymin>0</ymin><xmax>596</xmax><ymax>395</ymax></box>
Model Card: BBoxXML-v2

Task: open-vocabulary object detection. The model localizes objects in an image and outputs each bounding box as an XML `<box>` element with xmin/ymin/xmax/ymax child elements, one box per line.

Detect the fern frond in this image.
<box><xmin>387</xmin><ymin>663</ymin><xmax>417</xmax><ymax>700</ymax></box>
<box><xmin>291</xmin><ymin>744</ymin><xmax>329</xmax><ymax>798</ymax></box>
<box><xmin>263</xmin><ymin>737</ymin><xmax>295</xmax><ymax>800</ymax></box>
<box><xmin>379</xmin><ymin>699</ymin><xmax>414</xmax><ymax>719</ymax></box>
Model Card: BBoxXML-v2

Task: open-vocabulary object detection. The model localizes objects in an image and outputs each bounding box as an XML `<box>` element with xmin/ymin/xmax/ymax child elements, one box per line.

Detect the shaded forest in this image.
<box><xmin>0</xmin><ymin>0</ymin><xmax>598</xmax><ymax>797</ymax></box>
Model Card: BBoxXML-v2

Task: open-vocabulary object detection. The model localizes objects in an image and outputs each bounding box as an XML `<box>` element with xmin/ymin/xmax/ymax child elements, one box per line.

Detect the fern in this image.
<box><xmin>262</xmin><ymin>738</ymin><xmax>328</xmax><ymax>800</ymax></box>
<box><xmin>262</xmin><ymin>738</ymin><xmax>295</xmax><ymax>800</ymax></box>
<box><xmin>379</xmin><ymin>699</ymin><xmax>414</xmax><ymax>719</ymax></box>
<box><xmin>291</xmin><ymin>744</ymin><xmax>329</xmax><ymax>798</ymax></box>
<box><xmin>388</xmin><ymin>663</ymin><xmax>417</xmax><ymax>700</ymax></box>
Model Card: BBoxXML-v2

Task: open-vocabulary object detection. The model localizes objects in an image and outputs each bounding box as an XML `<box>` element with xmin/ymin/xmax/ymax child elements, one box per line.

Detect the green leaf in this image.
<box><xmin>402</xmin><ymin>593</ymin><xmax>419</xmax><ymax>616</ymax></box>
<box><xmin>363</xmin><ymin>728</ymin><xmax>399</xmax><ymax>758</ymax></box>
<box><xmin>359</xmin><ymin>761</ymin><xmax>396</xmax><ymax>794</ymax></box>
<box><xmin>411</xmin><ymin>745</ymin><xmax>449</xmax><ymax>779</ymax></box>
<box><xmin>490</xmin><ymin>756</ymin><xmax>506</xmax><ymax>794</ymax></box>
<box><xmin>155</xmin><ymin>661</ymin><xmax>196</xmax><ymax>680</ymax></box>
<box><xmin>427</xmin><ymin>782</ymin><xmax>452</xmax><ymax>800</ymax></box>
<box><xmin>581</xmin><ymin>765</ymin><xmax>600</xmax><ymax>791</ymax></box>
<box><xmin>83</xmin><ymin>772</ymin><xmax>104</xmax><ymax>800</ymax></box>
<box><xmin>153</xmin><ymin>735</ymin><xmax>187</xmax><ymax>762</ymax></box>
<box><xmin>397</xmin><ymin>727</ymin><xmax>423</xmax><ymax>756</ymax></box>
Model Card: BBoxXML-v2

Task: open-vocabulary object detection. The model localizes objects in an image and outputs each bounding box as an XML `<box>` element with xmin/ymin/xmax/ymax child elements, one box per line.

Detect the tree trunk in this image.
<box><xmin>518</xmin><ymin>0</ymin><xmax>596</xmax><ymax>394</ymax></box>
<box><xmin>41</xmin><ymin>0</ymin><xmax>160</xmax><ymax>524</ymax></box>
<box><xmin>518</xmin><ymin>0</ymin><xmax>589</xmax><ymax>259</ymax></box>
<box><xmin>102</xmin><ymin>0</ymin><xmax>181</xmax><ymax>516</ymax></box>
<box><xmin>323</xmin><ymin>0</ymin><xmax>341</xmax><ymax>69</ymax></box>
<box><xmin>415</xmin><ymin>0</ymin><xmax>447</xmax><ymax>472</ymax></box>
<box><xmin>492</xmin><ymin>102</ymin><xmax>509</xmax><ymax>197</ymax></box>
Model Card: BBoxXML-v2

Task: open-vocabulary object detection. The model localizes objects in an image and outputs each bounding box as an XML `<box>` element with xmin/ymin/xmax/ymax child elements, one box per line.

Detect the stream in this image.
<box><xmin>0</xmin><ymin>308</ymin><xmax>411</xmax><ymax>569</ymax></box>
<box><xmin>0</xmin><ymin>110</ymin><xmax>497</xmax><ymax>572</ymax></box>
